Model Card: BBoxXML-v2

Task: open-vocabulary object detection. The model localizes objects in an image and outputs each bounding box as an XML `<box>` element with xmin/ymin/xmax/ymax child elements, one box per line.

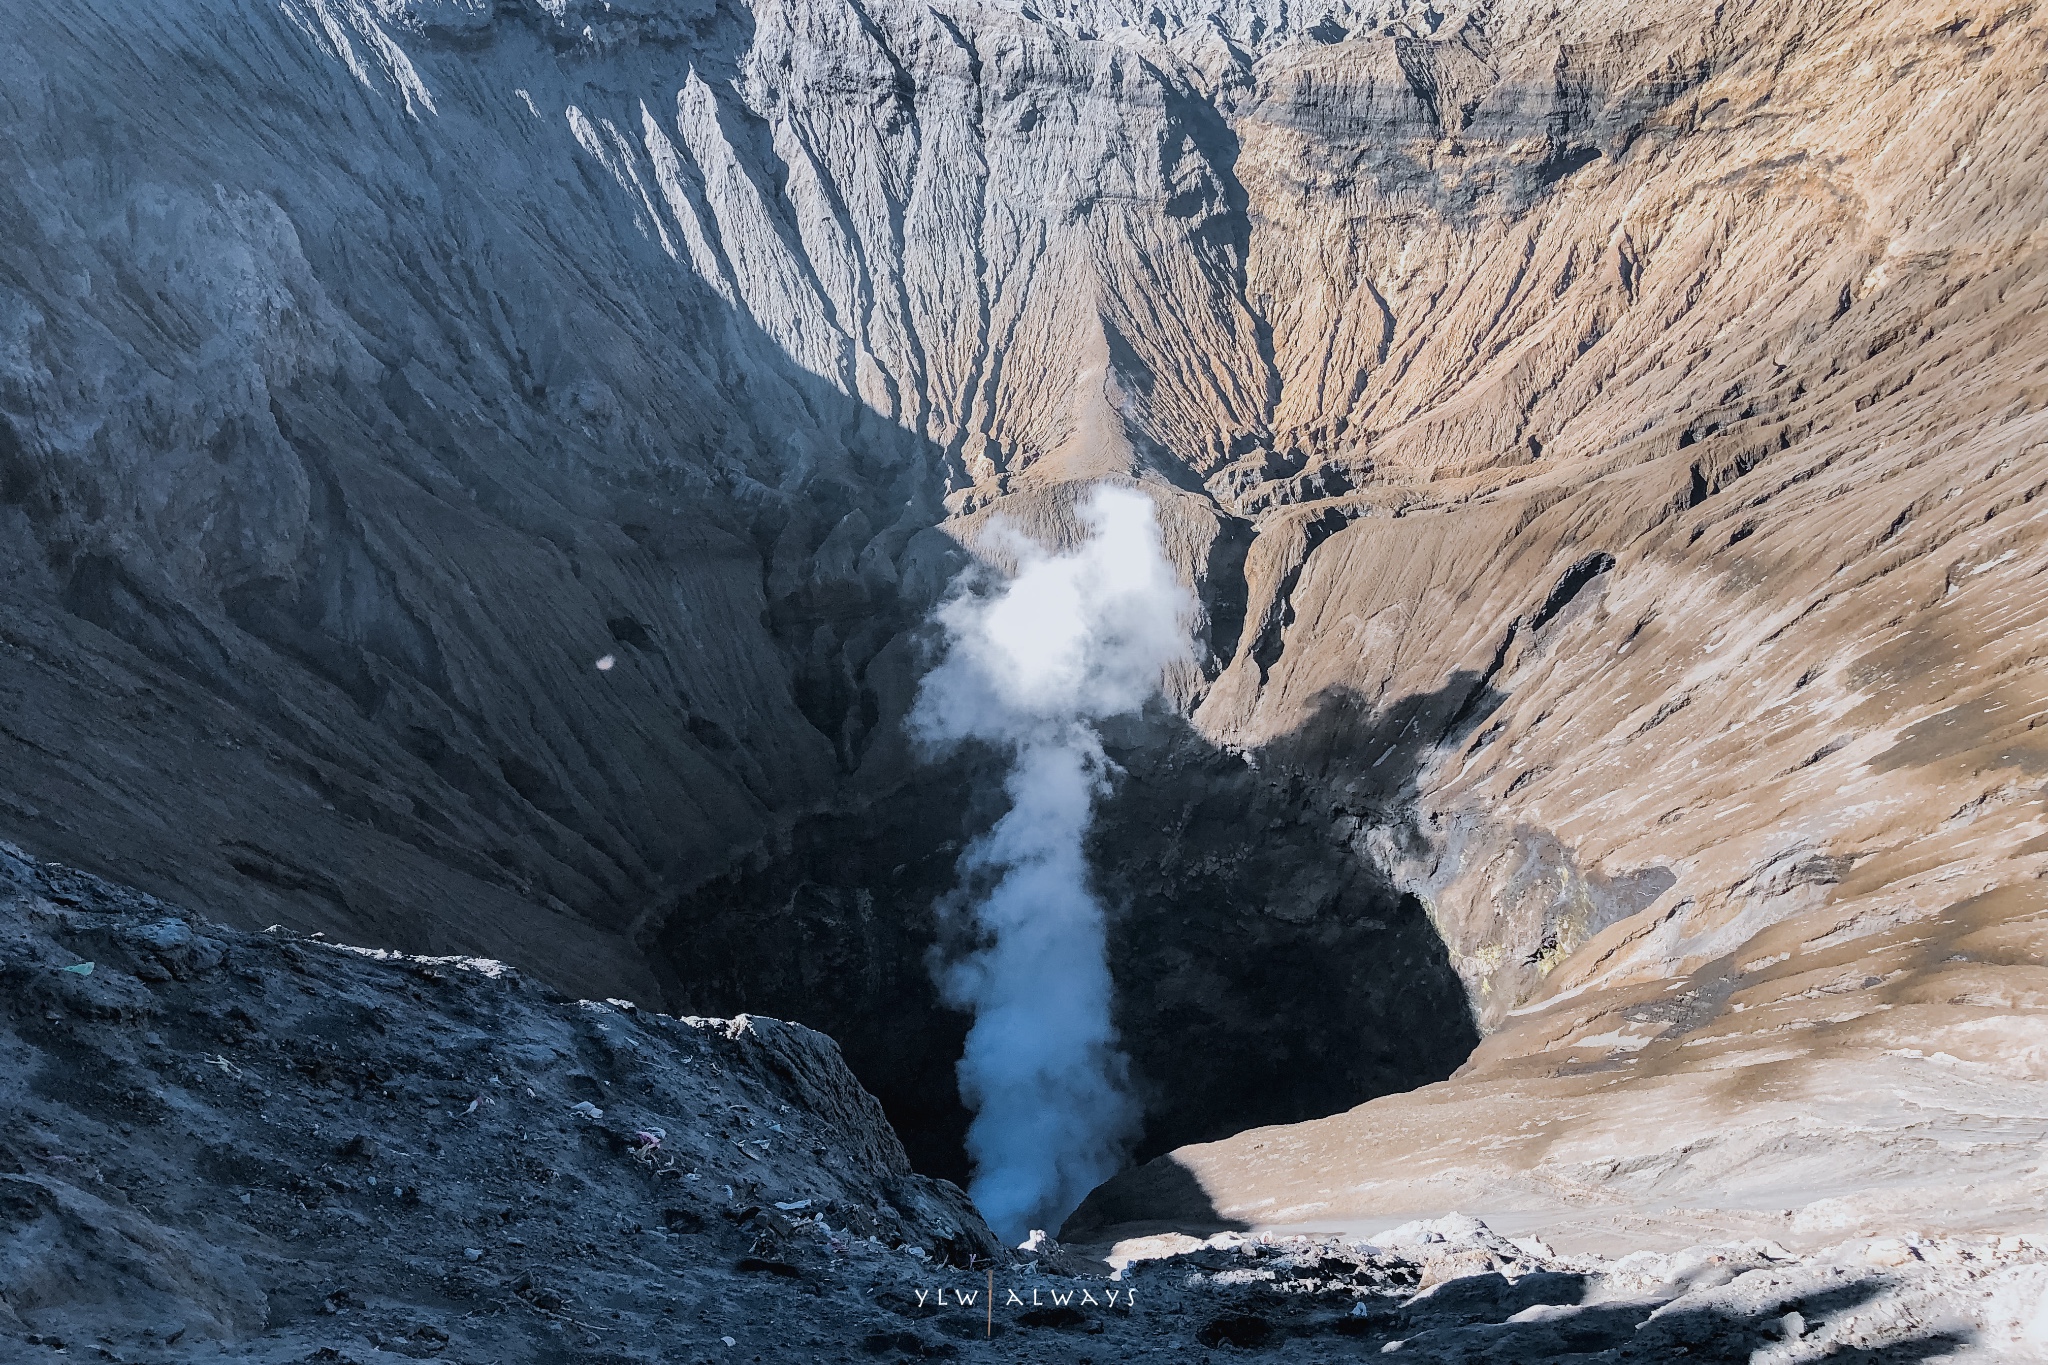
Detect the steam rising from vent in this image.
<box><xmin>910</xmin><ymin>485</ymin><xmax>1195</xmax><ymax>1242</ymax></box>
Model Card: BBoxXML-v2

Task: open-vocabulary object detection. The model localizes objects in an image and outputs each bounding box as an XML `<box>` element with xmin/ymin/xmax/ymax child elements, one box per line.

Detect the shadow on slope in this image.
<box><xmin>1060</xmin><ymin>1152</ymin><xmax>1250</xmax><ymax>1242</ymax></box>
<box><xmin>0</xmin><ymin>0</ymin><xmax>982</xmax><ymax>1002</ymax></box>
<box><xmin>658</xmin><ymin>672</ymin><xmax>1496</xmax><ymax>1191</ymax></box>
<box><xmin>1095</xmin><ymin>676</ymin><xmax>1493</xmax><ymax>1170</ymax></box>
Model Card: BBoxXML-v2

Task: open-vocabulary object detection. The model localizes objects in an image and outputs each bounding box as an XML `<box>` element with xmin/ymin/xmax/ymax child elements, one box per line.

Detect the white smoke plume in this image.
<box><xmin>909</xmin><ymin>485</ymin><xmax>1195</xmax><ymax>1243</ymax></box>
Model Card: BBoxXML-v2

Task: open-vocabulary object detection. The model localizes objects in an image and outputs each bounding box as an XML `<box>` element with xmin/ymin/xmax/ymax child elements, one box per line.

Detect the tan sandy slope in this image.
<box><xmin>1064</xmin><ymin>0</ymin><xmax>2048</xmax><ymax>1251</ymax></box>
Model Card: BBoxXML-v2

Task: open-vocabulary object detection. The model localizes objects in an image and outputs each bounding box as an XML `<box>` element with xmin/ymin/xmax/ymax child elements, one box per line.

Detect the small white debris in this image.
<box><xmin>595</xmin><ymin>655</ymin><xmax>616</xmax><ymax>671</ymax></box>
<box><xmin>774</xmin><ymin>1199</ymin><xmax>812</xmax><ymax>1211</ymax></box>
<box><xmin>463</xmin><ymin>1248</ymin><xmax>483</xmax><ymax>1262</ymax></box>
<box><xmin>571</xmin><ymin>1101</ymin><xmax>604</xmax><ymax>1119</ymax></box>
<box><xmin>720</xmin><ymin>1336</ymin><xmax>736</xmax><ymax>1347</ymax></box>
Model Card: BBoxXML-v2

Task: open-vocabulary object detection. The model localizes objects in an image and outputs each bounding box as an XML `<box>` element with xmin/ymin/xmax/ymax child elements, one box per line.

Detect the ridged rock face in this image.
<box><xmin>4</xmin><ymin>0</ymin><xmax>2047</xmax><ymax>1232</ymax></box>
<box><xmin>0</xmin><ymin>0</ymin><xmax>1287</xmax><ymax>972</ymax></box>
<box><xmin>1191</xmin><ymin>0</ymin><xmax>2048</xmax><ymax>1018</ymax></box>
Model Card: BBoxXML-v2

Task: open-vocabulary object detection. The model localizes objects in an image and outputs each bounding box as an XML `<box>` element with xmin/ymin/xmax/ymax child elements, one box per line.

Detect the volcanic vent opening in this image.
<box><xmin>649</xmin><ymin>496</ymin><xmax>1482</xmax><ymax>1236</ymax></box>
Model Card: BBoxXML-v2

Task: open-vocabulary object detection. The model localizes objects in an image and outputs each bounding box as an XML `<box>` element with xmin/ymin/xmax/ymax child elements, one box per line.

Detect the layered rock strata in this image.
<box><xmin>3</xmin><ymin>0</ymin><xmax>2045</xmax><ymax>1233</ymax></box>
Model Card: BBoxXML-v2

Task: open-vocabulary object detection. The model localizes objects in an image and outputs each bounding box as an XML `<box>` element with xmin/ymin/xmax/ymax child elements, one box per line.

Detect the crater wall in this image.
<box><xmin>4</xmin><ymin>0</ymin><xmax>2046</xmax><ymax>1223</ymax></box>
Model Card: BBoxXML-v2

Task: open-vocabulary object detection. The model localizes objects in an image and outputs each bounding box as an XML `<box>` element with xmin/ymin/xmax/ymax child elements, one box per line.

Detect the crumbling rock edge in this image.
<box><xmin>0</xmin><ymin>841</ymin><xmax>1004</xmax><ymax>1360</ymax></box>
